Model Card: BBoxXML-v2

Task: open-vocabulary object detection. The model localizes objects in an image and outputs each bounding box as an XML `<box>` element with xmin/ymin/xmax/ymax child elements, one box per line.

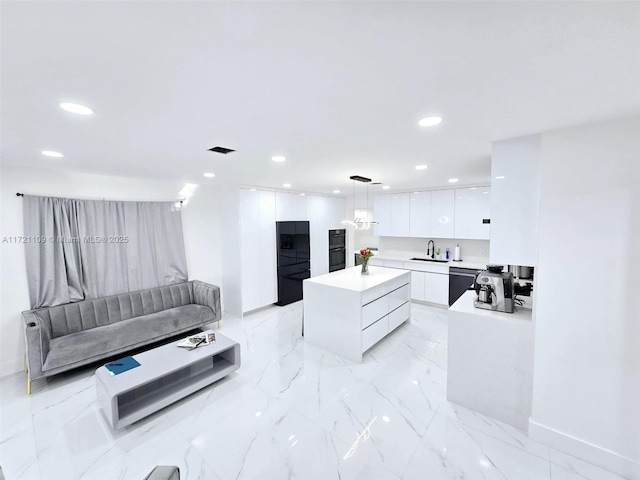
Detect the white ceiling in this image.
<box><xmin>2</xmin><ymin>1</ymin><xmax>639</xmax><ymax>195</ymax></box>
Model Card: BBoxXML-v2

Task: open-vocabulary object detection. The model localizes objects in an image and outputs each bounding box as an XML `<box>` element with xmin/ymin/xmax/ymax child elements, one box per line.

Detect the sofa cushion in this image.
<box><xmin>43</xmin><ymin>304</ymin><xmax>214</xmax><ymax>371</ymax></box>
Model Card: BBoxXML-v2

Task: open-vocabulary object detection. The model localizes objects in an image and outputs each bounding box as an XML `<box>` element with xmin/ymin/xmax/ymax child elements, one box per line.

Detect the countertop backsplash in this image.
<box><xmin>378</xmin><ymin>237</ymin><xmax>490</xmax><ymax>266</ymax></box>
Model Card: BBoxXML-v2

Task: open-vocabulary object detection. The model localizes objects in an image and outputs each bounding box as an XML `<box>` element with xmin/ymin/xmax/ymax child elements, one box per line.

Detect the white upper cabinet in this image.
<box><xmin>430</xmin><ymin>189</ymin><xmax>455</xmax><ymax>238</ymax></box>
<box><xmin>454</xmin><ymin>187</ymin><xmax>491</xmax><ymax>240</ymax></box>
<box><xmin>374</xmin><ymin>193</ymin><xmax>410</xmax><ymax>237</ymax></box>
<box><xmin>490</xmin><ymin>134</ymin><xmax>540</xmax><ymax>266</ymax></box>
<box><xmin>409</xmin><ymin>191</ymin><xmax>432</xmax><ymax>237</ymax></box>
<box><xmin>276</xmin><ymin>192</ymin><xmax>307</xmax><ymax>221</ymax></box>
<box><xmin>390</xmin><ymin>194</ymin><xmax>411</xmax><ymax>236</ymax></box>
<box><xmin>374</xmin><ymin>194</ymin><xmax>392</xmax><ymax>236</ymax></box>
<box><xmin>375</xmin><ymin>188</ymin><xmax>491</xmax><ymax>240</ymax></box>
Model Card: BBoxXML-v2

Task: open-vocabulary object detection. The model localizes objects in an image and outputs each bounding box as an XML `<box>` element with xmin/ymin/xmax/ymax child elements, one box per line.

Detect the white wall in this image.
<box><xmin>0</xmin><ymin>165</ymin><xmax>223</xmax><ymax>376</ymax></box>
<box><xmin>531</xmin><ymin>115</ymin><xmax>640</xmax><ymax>478</ymax></box>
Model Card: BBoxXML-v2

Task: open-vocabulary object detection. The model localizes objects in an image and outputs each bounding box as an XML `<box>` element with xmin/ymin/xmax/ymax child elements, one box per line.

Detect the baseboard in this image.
<box><xmin>0</xmin><ymin>358</ymin><xmax>24</xmax><ymax>378</ymax></box>
<box><xmin>529</xmin><ymin>419</ymin><xmax>640</xmax><ymax>479</ymax></box>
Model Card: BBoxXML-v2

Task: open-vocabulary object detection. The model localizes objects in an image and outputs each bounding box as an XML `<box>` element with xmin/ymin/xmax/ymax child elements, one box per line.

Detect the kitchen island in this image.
<box><xmin>303</xmin><ymin>266</ymin><xmax>410</xmax><ymax>362</ymax></box>
<box><xmin>447</xmin><ymin>290</ymin><xmax>534</xmax><ymax>429</ymax></box>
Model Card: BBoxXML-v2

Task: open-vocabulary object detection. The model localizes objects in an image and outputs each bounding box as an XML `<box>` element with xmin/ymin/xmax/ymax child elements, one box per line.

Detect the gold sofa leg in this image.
<box><xmin>217</xmin><ymin>321</ymin><xmax>220</xmax><ymax>329</ymax></box>
<box><xmin>25</xmin><ymin>354</ymin><xmax>32</xmax><ymax>395</ymax></box>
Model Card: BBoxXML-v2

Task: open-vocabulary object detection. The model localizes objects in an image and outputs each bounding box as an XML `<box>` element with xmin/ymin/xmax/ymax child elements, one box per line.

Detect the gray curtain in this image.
<box><xmin>23</xmin><ymin>196</ymin><xmax>188</xmax><ymax>308</ymax></box>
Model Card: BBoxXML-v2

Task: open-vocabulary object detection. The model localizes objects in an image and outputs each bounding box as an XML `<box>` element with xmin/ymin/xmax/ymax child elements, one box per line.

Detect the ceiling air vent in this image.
<box><xmin>208</xmin><ymin>146</ymin><xmax>235</xmax><ymax>154</ymax></box>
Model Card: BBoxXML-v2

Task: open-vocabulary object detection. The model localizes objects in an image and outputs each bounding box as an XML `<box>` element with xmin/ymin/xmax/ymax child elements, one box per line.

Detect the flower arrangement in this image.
<box><xmin>358</xmin><ymin>248</ymin><xmax>374</xmax><ymax>274</ymax></box>
<box><xmin>358</xmin><ymin>248</ymin><xmax>375</xmax><ymax>261</ymax></box>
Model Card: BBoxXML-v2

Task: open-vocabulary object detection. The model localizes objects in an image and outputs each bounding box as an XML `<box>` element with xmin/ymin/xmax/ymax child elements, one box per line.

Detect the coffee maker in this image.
<box><xmin>473</xmin><ymin>265</ymin><xmax>515</xmax><ymax>313</ymax></box>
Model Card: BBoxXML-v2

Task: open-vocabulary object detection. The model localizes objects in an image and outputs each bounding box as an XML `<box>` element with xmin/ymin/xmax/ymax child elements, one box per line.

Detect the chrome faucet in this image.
<box><xmin>427</xmin><ymin>240</ymin><xmax>435</xmax><ymax>258</ymax></box>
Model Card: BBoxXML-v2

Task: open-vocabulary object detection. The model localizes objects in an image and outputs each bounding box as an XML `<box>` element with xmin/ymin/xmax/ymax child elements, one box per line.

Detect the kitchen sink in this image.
<box><xmin>409</xmin><ymin>257</ymin><xmax>449</xmax><ymax>263</ymax></box>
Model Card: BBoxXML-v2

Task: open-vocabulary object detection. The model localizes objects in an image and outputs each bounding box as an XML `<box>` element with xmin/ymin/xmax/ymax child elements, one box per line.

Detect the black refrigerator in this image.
<box><xmin>276</xmin><ymin>221</ymin><xmax>310</xmax><ymax>306</ymax></box>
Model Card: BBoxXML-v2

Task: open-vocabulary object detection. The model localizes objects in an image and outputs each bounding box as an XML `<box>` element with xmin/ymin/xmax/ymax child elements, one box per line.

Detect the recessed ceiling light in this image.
<box><xmin>382</xmin><ymin>186</ymin><xmax>390</xmax><ymax>190</ymax></box>
<box><xmin>333</xmin><ymin>190</ymin><xmax>340</xmax><ymax>194</ymax></box>
<box><xmin>418</xmin><ymin>116</ymin><xmax>442</xmax><ymax>127</ymax></box>
<box><xmin>41</xmin><ymin>150</ymin><xmax>64</xmax><ymax>158</ymax></box>
<box><xmin>272</xmin><ymin>156</ymin><xmax>286</xmax><ymax>162</ymax></box>
<box><xmin>283</xmin><ymin>183</ymin><xmax>291</xmax><ymax>188</ymax></box>
<box><xmin>470</xmin><ymin>187</ymin><xmax>478</xmax><ymax>190</ymax></box>
<box><xmin>483</xmin><ymin>191</ymin><xmax>489</xmax><ymax>194</ymax></box>
<box><xmin>415</xmin><ymin>165</ymin><xmax>428</xmax><ymax>170</ymax></box>
<box><xmin>495</xmin><ymin>175</ymin><xmax>505</xmax><ymax>180</ymax></box>
<box><xmin>59</xmin><ymin>102</ymin><xmax>94</xmax><ymax>115</ymax></box>
<box><xmin>299</xmin><ymin>193</ymin><xmax>306</xmax><ymax>196</ymax></box>
<box><xmin>448</xmin><ymin>178</ymin><xmax>459</xmax><ymax>183</ymax></box>
<box><xmin>249</xmin><ymin>188</ymin><xmax>256</xmax><ymax>192</ymax></box>
<box><xmin>203</xmin><ymin>172</ymin><xmax>215</xmax><ymax>178</ymax></box>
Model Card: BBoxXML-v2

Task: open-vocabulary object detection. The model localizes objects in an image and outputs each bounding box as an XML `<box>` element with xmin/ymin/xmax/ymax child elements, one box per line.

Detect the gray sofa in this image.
<box><xmin>22</xmin><ymin>280</ymin><xmax>221</xmax><ymax>393</ymax></box>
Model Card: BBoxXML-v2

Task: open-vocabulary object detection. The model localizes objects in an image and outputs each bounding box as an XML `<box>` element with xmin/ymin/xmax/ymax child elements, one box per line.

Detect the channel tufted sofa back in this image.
<box><xmin>33</xmin><ymin>283</ymin><xmax>196</xmax><ymax>338</ymax></box>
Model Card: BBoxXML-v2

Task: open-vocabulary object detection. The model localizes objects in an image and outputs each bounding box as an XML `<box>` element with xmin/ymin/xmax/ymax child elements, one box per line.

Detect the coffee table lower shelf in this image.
<box><xmin>95</xmin><ymin>332</ymin><xmax>240</xmax><ymax>429</ymax></box>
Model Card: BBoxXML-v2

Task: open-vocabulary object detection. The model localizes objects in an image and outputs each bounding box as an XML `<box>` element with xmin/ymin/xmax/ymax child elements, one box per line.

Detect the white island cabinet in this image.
<box><xmin>303</xmin><ymin>266</ymin><xmax>410</xmax><ymax>362</ymax></box>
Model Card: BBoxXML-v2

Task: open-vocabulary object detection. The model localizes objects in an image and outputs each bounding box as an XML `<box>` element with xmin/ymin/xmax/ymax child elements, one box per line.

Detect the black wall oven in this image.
<box><xmin>328</xmin><ymin>229</ymin><xmax>346</xmax><ymax>272</ymax></box>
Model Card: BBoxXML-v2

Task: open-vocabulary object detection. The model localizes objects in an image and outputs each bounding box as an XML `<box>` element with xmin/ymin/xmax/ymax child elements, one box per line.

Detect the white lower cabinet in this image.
<box><xmin>424</xmin><ymin>272</ymin><xmax>449</xmax><ymax>305</ymax></box>
<box><xmin>404</xmin><ymin>261</ymin><xmax>449</xmax><ymax>306</ymax></box>
<box><xmin>410</xmin><ymin>271</ymin><xmax>426</xmax><ymax>301</ymax></box>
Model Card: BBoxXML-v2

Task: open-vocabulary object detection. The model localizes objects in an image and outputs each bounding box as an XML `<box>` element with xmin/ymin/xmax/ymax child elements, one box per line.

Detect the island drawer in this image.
<box><xmin>389</xmin><ymin>302</ymin><xmax>410</xmax><ymax>331</ymax></box>
<box><xmin>362</xmin><ymin>316</ymin><xmax>389</xmax><ymax>352</ymax></box>
<box><xmin>361</xmin><ymin>284</ymin><xmax>387</xmax><ymax>306</ymax></box>
<box><xmin>362</xmin><ymin>296</ymin><xmax>388</xmax><ymax>329</ymax></box>
<box><xmin>387</xmin><ymin>284</ymin><xmax>410</xmax><ymax>311</ymax></box>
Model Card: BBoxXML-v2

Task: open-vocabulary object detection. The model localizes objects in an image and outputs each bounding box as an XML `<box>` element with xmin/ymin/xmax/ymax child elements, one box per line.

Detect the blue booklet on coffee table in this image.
<box><xmin>104</xmin><ymin>356</ymin><xmax>141</xmax><ymax>376</ymax></box>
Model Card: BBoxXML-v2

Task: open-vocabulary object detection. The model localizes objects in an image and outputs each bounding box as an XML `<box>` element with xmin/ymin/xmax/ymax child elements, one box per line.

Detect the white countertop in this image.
<box><xmin>305</xmin><ymin>265</ymin><xmax>409</xmax><ymax>292</ymax></box>
<box><xmin>370</xmin><ymin>252</ymin><xmax>489</xmax><ymax>270</ymax></box>
<box><xmin>449</xmin><ymin>290</ymin><xmax>532</xmax><ymax>321</ymax></box>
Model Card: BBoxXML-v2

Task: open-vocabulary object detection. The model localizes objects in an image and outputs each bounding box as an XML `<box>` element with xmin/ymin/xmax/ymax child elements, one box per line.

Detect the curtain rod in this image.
<box><xmin>15</xmin><ymin>192</ymin><xmax>183</xmax><ymax>203</ymax></box>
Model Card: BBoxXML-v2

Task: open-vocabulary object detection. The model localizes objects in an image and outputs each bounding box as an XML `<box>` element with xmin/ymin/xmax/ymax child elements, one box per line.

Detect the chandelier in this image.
<box><xmin>341</xmin><ymin>175</ymin><xmax>379</xmax><ymax>230</ymax></box>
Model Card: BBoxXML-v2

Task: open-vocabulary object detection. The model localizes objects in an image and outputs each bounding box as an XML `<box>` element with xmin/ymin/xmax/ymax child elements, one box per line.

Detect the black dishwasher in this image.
<box><xmin>449</xmin><ymin>267</ymin><xmax>480</xmax><ymax>306</ymax></box>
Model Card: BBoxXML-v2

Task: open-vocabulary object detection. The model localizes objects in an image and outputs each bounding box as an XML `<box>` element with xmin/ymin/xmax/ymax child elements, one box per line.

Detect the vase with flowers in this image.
<box><xmin>358</xmin><ymin>248</ymin><xmax>375</xmax><ymax>275</ymax></box>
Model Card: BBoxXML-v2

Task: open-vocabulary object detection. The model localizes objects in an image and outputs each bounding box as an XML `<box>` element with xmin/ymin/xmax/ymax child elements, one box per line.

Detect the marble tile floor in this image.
<box><xmin>0</xmin><ymin>302</ymin><xmax>626</xmax><ymax>480</ymax></box>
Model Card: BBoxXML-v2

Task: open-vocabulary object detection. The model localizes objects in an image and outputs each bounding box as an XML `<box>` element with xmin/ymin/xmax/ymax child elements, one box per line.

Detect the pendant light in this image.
<box><xmin>341</xmin><ymin>175</ymin><xmax>379</xmax><ymax>230</ymax></box>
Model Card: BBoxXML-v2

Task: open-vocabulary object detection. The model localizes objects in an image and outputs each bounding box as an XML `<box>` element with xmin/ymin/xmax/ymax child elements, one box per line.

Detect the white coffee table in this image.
<box><xmin>95</xmin><ymin>330</ymin><xmax>240</xmax><ymax>429</ymax></box>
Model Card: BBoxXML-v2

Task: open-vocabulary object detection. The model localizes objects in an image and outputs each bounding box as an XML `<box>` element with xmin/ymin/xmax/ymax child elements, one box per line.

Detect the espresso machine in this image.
<box><xmin>473</xmin><ymin>265</ymin><xmax>515</xmax><ymax>313</ymax></box>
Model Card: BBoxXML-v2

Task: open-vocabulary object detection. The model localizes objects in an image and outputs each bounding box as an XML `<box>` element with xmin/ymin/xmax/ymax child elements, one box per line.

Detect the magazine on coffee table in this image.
<box><xmin>177</xmin><ymin>332</ymin><xmax>216</xmax><ymax>350</ymax></box>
